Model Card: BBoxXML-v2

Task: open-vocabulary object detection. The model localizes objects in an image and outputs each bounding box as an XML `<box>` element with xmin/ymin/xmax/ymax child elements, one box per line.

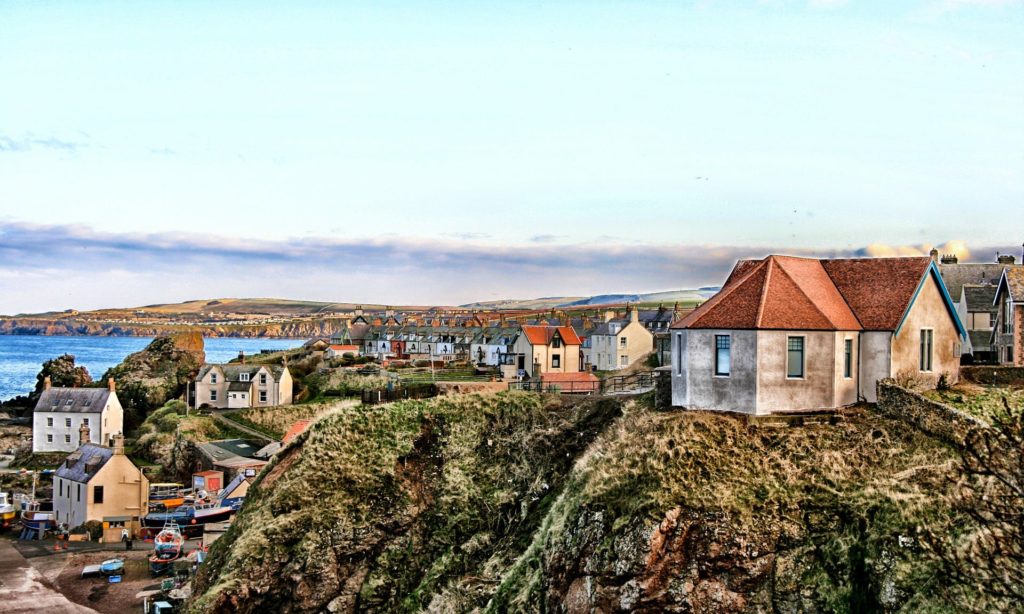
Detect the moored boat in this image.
<box><xmin>149</xmin><ymin>523</ymin><xmax>184</xmax><ymax>576</ymax></box>
<box><xmin>0</xmin><ymin>492</ymin><xmax>15</xmax><ymax>531</ymax></box>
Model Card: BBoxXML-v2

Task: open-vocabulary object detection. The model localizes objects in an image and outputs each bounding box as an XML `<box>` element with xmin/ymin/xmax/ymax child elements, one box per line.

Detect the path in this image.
<box><xmin>0</xmin><ymin>539</ymin><xmax>98</xmax><ymax>613</ymax></box>
<box><xmin>210</xmin><ymin>411</ymin><xmax>275</xmax><ymax>443</ymax></box>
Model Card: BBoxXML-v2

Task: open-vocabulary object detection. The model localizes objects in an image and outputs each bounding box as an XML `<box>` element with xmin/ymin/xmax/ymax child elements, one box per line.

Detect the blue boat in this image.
<box><xmin>99</xmin><ymin>558</ymin><xmax>124</xmax><ymax>575</ymax></box>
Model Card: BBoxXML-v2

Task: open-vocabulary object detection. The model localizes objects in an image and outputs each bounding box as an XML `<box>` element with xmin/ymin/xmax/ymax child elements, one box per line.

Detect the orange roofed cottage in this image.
<box><xmin>670</xmin><ymin>256</ymin><xmax>966</xmax><ymax>415</ymax></box>
<box><xmin>511</xmin><ymin>325</ymin><xmax>583</xmax><ymax>378</ymax></box>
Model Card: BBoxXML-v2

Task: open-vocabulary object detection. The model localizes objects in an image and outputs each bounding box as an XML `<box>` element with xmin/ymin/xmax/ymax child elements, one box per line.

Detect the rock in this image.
<box><xmin>102</xmin><ymin>332</ymin><xmax>205</xmax><ymax>411</ymax></box>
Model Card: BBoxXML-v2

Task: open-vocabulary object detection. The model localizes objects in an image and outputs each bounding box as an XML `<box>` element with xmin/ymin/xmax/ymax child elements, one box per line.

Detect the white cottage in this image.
<box><xmin>33</xmin><ymin>378</ymin><xmax>124</xmax><ymax>453</ymax></box>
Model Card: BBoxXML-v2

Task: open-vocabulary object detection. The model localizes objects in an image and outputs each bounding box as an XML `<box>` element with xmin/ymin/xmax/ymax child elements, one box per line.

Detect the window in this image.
<box><xmin>844</xmin><ymin>339</ymin><xmax>853</xmax><ymax>379</ymax></box>
<box><xmin>260</xmin><ymin>373</ymin><xmax>267</xmax><ymax>385</ymax></box>
<box><xmin>714</xmin><ymin>335</ymin><xmax>731</xmax><ymax>376</ymax></box>
<box><xmin>65</xmin><ymin>434</ymin><xmax>71</xmax><ymax>444</ymax></box>
<box><xmin>47</xmin><ymin>434</ymin><xmax>53</xmax><ymax>443</ymax></box>
<box><xmin>47</xmin><ymin>417</ymin><xmax>53</xmax><ymax>427</ymax></box>
<box><xmin>552</xmin><ymin>354</ymin><xmax>561</xmax><ymax>368</ymax></box>
<box><xmin>240</xmin><ymin>373</ymin><xmax>250</xmax><ymax>382</ymax></box>
<box><xmin>210</xmin><ymin>390</ymin><xmax>218</xmax><ymax>401</ymax></box>
<box><xmin>619</xmin><ymin>337</ymin><xmax>627</xmax><ymax>348</ymax></box>
<box><xmin>1006</xmin><ymin>298</ymin><xmax>1014</xmax><ymax>334</ymax></box>
<box><xmin>920</xmin><ymin>329</ymin><xmax>934</xmax><ymax>372</ymax></box>
<box><xmin>676</xmin><ymin>333</ymin><xmax>684</xmax><ymax>376</ymax></box>
<box><xmin>66</xmin><ymin>399</ymin><xmax>73</xmax><ymax>406</ymax></box>
<box><xmin>552</xmin><ymin>337</ymin><xmax>562</xmax><ymax>348</ymax></box>
<box><xmin>787</xmin><ymin>337</ymin><xmax>805</xmax><ymax>378</ymax></box>
<box><xmin>83</xmin><ymin>418</ymin><xmax>89</xmax><ymax>427</ymax></box>
<box><xmin>65</xmin><ymin>418</ymin><xmax>72</xmax><ymax>428</ymax></box>
<box><xmin>260</xmin><ymin>390</ymin><xmax>267</xmax><ymax>403</ymax></box>
<box><xmin>210</xmin><ymin>373</ymin><xmax>217</xmax><ymax>384</ymax></box>
<box><xmin>1008</xmin><ymin>347</ymin><xmax>1015</xmax><ymax>363</ymax></box>
<box><xmin>77</xmin><ymin>484</ymin><xmax>81</xmax><ymax>503</ymax></box>
<box><xmin>59</xmin><ymin>480</ymin><xmax>63</xmax><ymax>497</ymax></box>
<box><xmin>93</xmin><ymin>485</ymin><xmax>104</xmax><ymax>504</ymax></box>
<box><xmin>620</xmin><ymin>355</ymin><xmax>628</xmax><ymax>367</ymax></box>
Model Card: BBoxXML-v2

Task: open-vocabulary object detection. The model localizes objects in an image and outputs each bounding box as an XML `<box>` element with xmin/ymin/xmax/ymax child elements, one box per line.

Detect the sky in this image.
<box><xmin>1</xmin><ymin>0</ymin><xmax>1022</xmax><ymax>313</ymax></box>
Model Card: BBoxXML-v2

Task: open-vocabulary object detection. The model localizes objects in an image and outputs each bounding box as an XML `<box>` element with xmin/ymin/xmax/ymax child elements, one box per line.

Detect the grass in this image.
<box><xmin>923</xmin><ymin>382</ymin><xmax>1024</xmax><ymax>422</ymax></box>
<box><xmin>228</xmin><ymin>400</ymin><xmax>358</xmax><ymax>440</ymax></box>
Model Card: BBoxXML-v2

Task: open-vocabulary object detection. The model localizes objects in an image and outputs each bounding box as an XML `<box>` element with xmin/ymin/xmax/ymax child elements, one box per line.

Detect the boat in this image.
<box><xmin>99</xmin><ymin>558</ymin><xmax>125</xmax><ymax>575</ymax></box>
<box><xmin>0</xmin><ymin>492</ymin><xmax>15</xmax><ymax>531</ymax></box>
<box><xmin>19</xmin><ymin>498</ymin><xmax>54</xmax><ymax>534</ymax></box>
<box><xmin>149</xmin><ymin>523</ymin><xmax>184</xmax><ymax>576</ymax></box>
<box><xmin>144</xmin><ymin>501</ymin><xmax>233</xmax><ymax>532</ymax></box>
<box><xmin>148</xmin><ymin>483</ymin><xmax>187</xmax><ymax>511</ymax></box>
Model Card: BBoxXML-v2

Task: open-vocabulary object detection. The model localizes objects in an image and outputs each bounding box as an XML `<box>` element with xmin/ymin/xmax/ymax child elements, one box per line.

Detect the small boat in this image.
<box><xmin>0</xmin><ymin>492</ymin><xmax>15</xmax><ymax>531</ymax></box>
<box><xmin>144</xmin><ymin>502</ymin><xmax>233</xmax><ymax>530</ymax></box>
<box><xmin>149</xmin><ymin>523</ymin><xmax>184</xmax><ymax>576</ymax></box>
<box><xmin>19</xmin><ymin>499</ymin><xmax>54</xmax><ymax>533</ymax></box>
<box><xmin>99</xmin><ymin>558</ymin><xmax>125</xmax><ymax>575</ymax></box>
<box><xmin>149</xmin><ymin>483</ymin><xmax>187</xmax><ymax>511</ymax></box>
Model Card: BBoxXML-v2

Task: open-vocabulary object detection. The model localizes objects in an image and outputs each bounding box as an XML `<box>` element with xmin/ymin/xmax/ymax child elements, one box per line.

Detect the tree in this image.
<box><xmin>927</xmin><ymin>397</ymin><xmax>1024</xmax><ymax>611</ymax></box>
<box><xmin>34</xmin><ymin>354</ymin><xmax>92</xmax><ymax>398</ymax></box>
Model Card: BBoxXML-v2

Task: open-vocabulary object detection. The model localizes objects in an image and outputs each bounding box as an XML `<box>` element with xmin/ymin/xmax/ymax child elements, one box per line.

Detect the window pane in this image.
<box><xmin>844</xmin><ymin>339</ymin><xmax>852</xmax><ymax>378</ymax></box>
<box><xmin>787</xmin><ymin>338</ymin><xmax>804</xmax><ymax>377</ymax></box>
<box><xmin>715</xmin><ymin>335</ymin><xmax>730</xmax><ymax>375</ymax></box>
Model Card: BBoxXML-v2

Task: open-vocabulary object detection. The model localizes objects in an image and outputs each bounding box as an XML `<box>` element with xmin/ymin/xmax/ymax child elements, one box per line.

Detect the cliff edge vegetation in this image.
<box><xmin>189</xmin><ymin>393</ymin><xmax>993</xmax><ymax>613</ymax></box>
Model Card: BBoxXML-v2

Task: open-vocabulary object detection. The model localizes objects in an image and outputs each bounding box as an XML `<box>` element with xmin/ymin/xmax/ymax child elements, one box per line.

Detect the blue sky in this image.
<box><xmin>1</xmin><ymin>1</ymin><xmax>1022</xmax><ymax>312</ymax></box>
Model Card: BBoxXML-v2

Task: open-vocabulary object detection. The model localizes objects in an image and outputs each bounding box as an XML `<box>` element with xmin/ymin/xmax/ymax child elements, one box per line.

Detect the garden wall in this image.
<box><xmin>960</xmin><ymin>366</ymin><xmax>1024</xmax><ymax>386</ymax></box>
<box><xmin>875</xmin><ymin>379</ymin><xmax>989</xmax><ymax>448</ymax></box>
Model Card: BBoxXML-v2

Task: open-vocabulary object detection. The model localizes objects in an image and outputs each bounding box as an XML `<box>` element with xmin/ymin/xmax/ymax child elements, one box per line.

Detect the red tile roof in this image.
<box><xmin>328</xmin><ymin>344</ymin><xmax>360</xmax><ymax>352</ymax></box>
<box><xmin>674</xmin><ymin>255</ymin><xmax>932</xmax><ymax>332</ymax></box>
<box><xmin>282</xmin><ymin>419</ymin><xmax>313</xmax><ymax>444</ymax></box>
<box><xmin>521</xmin><ymin>325</ymin><xmax>582</xmax><ymax>346</ymax></box>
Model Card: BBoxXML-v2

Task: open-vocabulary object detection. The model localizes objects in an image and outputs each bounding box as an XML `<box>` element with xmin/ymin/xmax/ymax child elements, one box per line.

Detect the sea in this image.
<box><xmin>0</xmin><ymin>335</ymin><xmax>303</xmax><ymax>401</ymax></box>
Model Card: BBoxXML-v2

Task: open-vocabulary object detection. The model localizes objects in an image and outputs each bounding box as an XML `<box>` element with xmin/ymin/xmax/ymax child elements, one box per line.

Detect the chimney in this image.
<box><xmin>997</xmin><ymin>254</ymin><xmax>1016</xmax><ymax>265</ymax></box>
<box><xmin>929</xmin><ymin>248</ymin><xmax>939</xmax><ymax>263</ymax></box>
<box><xmin>107</xmin><ymin>377</ymin><xmax>116</xmax><ymax>392</ymax></box>
<box><xmin>355</xmin><ymin>306</ymin><xmax>363</xmax><ymax>317</ymax></box>
<box><xmin>78</xmin><ymin>422</ymin><xmax>90</xmax><ymax>446</ymax></box>
<box><xmin>940</xmin><ymin>254</ymin><xmax>958</xmax><ymax>264</ymax></box>
<box><xmin>112</xmin><ymin>434</ymin><xmax>125</xmax><ymax>455</ymax></box>
<box><xmin>630</xmin><ymin>306</ymin><xmax>639</xmax><ymax>323</ymax></box>
<box><xmin>603</xmin><ymin>310</ymin><xmax>615</xmax><ymax>323</ymax></box>
<box><xmin>43</xmin><ymin>376</ymin><xmax>52</xmax><ymax>391</ymax></box>
<box><xmin>238</xmin><ymin>351</ymin><xmax>246</xmax><ymax>364</ymax></box>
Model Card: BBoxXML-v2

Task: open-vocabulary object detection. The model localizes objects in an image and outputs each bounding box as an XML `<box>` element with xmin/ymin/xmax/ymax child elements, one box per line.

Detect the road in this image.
<box><xmin>0</xmin><ymin>539</ymin><xmax>98</xmax><ymax>613</ymax></box>
<box><xmin>210</xmin><ymin>411</ymin><xmax>275</xmax><ymax>443</ymax></box>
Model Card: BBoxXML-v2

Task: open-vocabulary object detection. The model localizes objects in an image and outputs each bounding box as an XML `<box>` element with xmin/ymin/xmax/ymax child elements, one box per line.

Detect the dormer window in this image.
<box><xmin>552</xmin><ymin>336</ymin><xmax>562</xmax><ymax>348</ymax></box>
<box><xmin>210</xmin><ymin>373</ymin><xmax>218</xmax><ymax>384</ymax></box>
<box><xmin>240</xmin><ymin>373</ymin><xmax>250</xmax><ymax>382</ymax></box>
<box><xmin>66</xmin><ymin>399</ymin><xmax>73</xmax><ymax>406</ymax></box>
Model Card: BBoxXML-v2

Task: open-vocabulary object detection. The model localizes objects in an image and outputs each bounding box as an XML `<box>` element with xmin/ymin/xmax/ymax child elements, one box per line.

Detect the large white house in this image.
<box><xmin>33</xmin><ymin>378</ymin><xmax>124</xmax><ymax>453</ymax></box>
<box><xmin>193</xmin><ymin>364</ymin><xmax>293</xmax><ymax>409</ymax></box>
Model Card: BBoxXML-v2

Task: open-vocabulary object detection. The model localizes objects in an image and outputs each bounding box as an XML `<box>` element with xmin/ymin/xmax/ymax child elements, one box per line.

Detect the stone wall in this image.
<box><xmin>654</xmin><ymin>366</ymin><xmax>672</xmax><ymax>410</ymax></box>
<box><xmin>875</xmin><ymin>379</ymin><xmax>989</xmax><ymax>448</ymax></box>
<box><xmin>961</xmin><ymin>366</ymin><xmax>1024</xmax><ymax>386</ymax></box>
<box><xmin>435</xmin><ymin>381</ymin><xmax>508</xmax><ymax>396</ymax></box>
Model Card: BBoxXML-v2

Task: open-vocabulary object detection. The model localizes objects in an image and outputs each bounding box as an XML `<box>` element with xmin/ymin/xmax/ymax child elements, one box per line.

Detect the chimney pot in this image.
<box><xmin>930</xmin><ymin>248</ymin><xmax>939</xmax><ymax>263</ymax></box>
<box><xmin>107</xmin><ymin>377</ymin><xmax>115</xmax><ymax>392</ymax></box>
<box><xmin>43</xmin><ymin>376</ymin><xmax>52</xmax><ymax>391</ymax></box>
<box><xmin>997</xmin><ymin>254</ymin><xmax>1016</xmax><ymax>265</ymax></box>
<box><xmin>78</xmin><ymin>422</ymin><xmax>90</xmax><ymax>446</ymax></box>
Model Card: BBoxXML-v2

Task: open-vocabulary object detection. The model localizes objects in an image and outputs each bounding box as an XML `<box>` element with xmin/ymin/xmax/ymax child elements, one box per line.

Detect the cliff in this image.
<box><xmin>103</xmin><ymin>332</ymin><xmax>206</xmax><ymax>410</ymax></box>
<box><xmin>0</xmin><ymin>317</ymin><xmax>340</xmax><ymax>338</ymax></box>
<box><xmin>189</xmin><ymin>396</ymin><xmax>966</xmax><ymax>613</ymax></box>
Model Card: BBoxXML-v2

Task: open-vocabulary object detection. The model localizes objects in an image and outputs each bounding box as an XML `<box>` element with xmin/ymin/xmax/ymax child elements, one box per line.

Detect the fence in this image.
<box><xmin>601</xmin><ymin>371</ymin><xmax>655</xmax><ymax>394</ymax></box>
<box><xmin>507</xmin><ymin>371</ymin><xmax>656</xmax><ymax>395</ymax></box>
<box><xmin>507</xmin><ymin>380</ymin><xmax>601</xmax><ymax>394</ymax></box>
<box><xmin>361</xmin><ymin>384</ymin><xmax>438</xmax><ymax>406</ymax></box>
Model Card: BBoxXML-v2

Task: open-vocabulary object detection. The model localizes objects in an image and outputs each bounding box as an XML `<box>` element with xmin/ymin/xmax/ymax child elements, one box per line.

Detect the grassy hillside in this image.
<box><xmin>189</xmin><ymin>396</ymin><xmax>977</xmax><ymax>613</ymax></box>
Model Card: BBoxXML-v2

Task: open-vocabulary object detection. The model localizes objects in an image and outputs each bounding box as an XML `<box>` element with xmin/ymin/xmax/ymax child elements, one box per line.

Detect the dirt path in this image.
<box><xmin>0</xmin><ymin>539</ymin><xmax>98</xmax><ymax>613</ymax></box>
<box><xmin>211</xmin><ymin>411</ymin><xmax>275</xmax><ymax>442</ymax></box>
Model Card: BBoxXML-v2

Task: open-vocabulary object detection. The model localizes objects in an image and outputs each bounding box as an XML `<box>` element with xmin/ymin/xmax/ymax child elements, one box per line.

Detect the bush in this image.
<box><xmin>73</xmin><ymin>520</ymin><xmax>103</xmax><ymax>541</ymax></box>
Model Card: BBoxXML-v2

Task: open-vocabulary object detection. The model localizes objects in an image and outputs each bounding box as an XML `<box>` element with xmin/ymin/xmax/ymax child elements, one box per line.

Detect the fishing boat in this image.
<box><xmin>148</xmin><ymin>483</ymin><xmax>187</xmax><ymax>511</ymax></box>
<box><xmin>99</xmin><ymin>558</ymin><xmax>125</xmax><ymax>575</ymax></box>
<box><xmin>144</xmin><ymin>501</ymin><xmax>233</xmax><ymax>531</ymax></box>
<box><xmin>149</xmin><ymin>523</ymin><xmax>184</xmax><ymax>576</ymax></box>
<box><xmin>19</xmin><ymin>498</ymin><xmax>54</xmax><ymax>535</ymax></box>
<box><xmin>0</xmin><ymin>492</ymin><xmax>15</xmax><ymax>531</ymax></box>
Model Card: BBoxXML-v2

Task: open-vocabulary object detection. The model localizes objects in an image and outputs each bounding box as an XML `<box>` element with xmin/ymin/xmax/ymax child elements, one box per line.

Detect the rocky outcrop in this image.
<box><xmin>0</xmin><ymin>318</ymin><xmax>342</xmax><ymax>338</ymax></box>
<box><xmin>102</xmin><ymin>333</ymin><xmax>205</xmax><ymax>410</ymax></box>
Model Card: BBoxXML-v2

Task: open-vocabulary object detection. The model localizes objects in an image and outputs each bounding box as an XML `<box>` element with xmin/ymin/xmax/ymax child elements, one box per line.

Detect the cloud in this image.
<box><xmin>148</xmin><ymin>147</ymin><xmax>176</xmax><ymax>156</ymax></box>
<box><xmin>859</xmin><ymin>240</ymin><xmax>970</xmax><ymax>259</ymax></box>
<box><xmin>0</xmin><ymin>222</ymin><xmax>1017</xmax><ymax>314</ymax></box>
<box><xmin>529</xmin><ymin>234</ymin><xmax>566</xmax><ymax>243</ymax></box>
<box><xmin>442</xmin><ymin>232</ymin><xmax>492</xmax><ymax>241</ymax></box>
<box><xmin>0</xmin><ymin>134</ymin><xmax>86</xmax><ymax>154</ymax></box>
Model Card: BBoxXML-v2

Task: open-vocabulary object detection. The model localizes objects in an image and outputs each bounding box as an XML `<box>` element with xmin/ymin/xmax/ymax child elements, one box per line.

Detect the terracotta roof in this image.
<box><xmin>541</xmin><ymin>372</ymin><xmax>598</xmax><ymax>383</ymax></box>
<box><xmin>674</xmin><ymin>256</ymin><xmax>860</xmax><ymax>331</ymax></box>
<box><xmin>282</xmin><ymin>419</ymin><xmax>313</xmax><ymax>444</ymax></box>
<box><xmin>674</xmin><ymin>255</ymin><xmax>935</xmax><ymax>332</ymax></box>
<box><xmin>820</xmin><ymin>257</ymin><xmax>931</xmax><ymax>330</ymax></box>
<box><xmin>328</xmin><ymin>345</ymin><xmax>360</xmax><ymax>352</ymax></box>
<box><xmin>521</xmin><ymin>325</ymin><xmax>582</xmax><ymax>346</ymax></box>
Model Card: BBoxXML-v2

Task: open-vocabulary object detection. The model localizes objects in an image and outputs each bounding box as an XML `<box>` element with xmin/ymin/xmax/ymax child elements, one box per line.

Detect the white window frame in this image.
<box><xmin>210</xmin><ymin>373</ymin><xmax>218</xmax><ymax>384</ymax></box>
<box><xmin>65</xmin><ymin>417</ymin><xmax>72</xmax><ymax>428</ymax></box>
<box><xmin>210</xmin><ymin>390</ymin><xmax>218</xmax><ymax>401</ymax></box>
<box><xmin>260</xmin><ymin>390</ymin><xmax>267</xmax><ymax>403</ymax></box>
<box><xmin>47</xmin><ymin>417</ymin><xmax>53</xmax><ymax>427</ymax></box>
<box><xmin>239</xmin><ymin>373</ymin><xmax>250</xmax><ymax>382</ymax></box>
<box><xmin>920</xmin><ymin>328</ymin><xmax>934</xmax><ymax>372</ymax></box>
<box><xmin>551</xmin><ymin>354</ymin><xmax>561</xmax><ymax>368</ymax></box>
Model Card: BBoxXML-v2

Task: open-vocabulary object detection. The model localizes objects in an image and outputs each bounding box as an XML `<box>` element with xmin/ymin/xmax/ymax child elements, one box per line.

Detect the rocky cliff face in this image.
<box><xmin>189</xmin><ymin>398</ymin><xmax>964</xmax><ymax>613</ymax></box>
<box><xmin>103</xmin><ymin>332</ymin><xmax>205</xmax><ymax>410</ymax></box>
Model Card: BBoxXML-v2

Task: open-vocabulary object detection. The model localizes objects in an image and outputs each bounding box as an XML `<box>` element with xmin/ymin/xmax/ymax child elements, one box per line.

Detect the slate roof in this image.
<box><xmin>938</xmin><ymin>263</ymin><xmax>1007</xmax><ymax>299</ymax></box>
<box><xmin>997</xmin><ymin>267</ymin><xmax>1024</xmax><ymax>302</ymax></box>
<box><xmin>521</xmin><ymin>325</ymin><xmax>582</xmax><ymax>346</ymax></box>
<box><xmin>969</xmin><ymin>330</ymin><xmax>994</xmax><ymax>350</ymax></box>
<box><xmin>55</xmin><ymin>444</ymin><xmax>113</xmax><ymax>483</ymax></box>
<box><xmin>197</xmin><ymin>364</ymin><xmax>288</xmax><ymax>382</ymax></box>
<box><xmin>674</xmin><ymin>255</ymin><xmax>943</xmax><ymax>333</ymax></box>
<box><xmin>963</xmin><ymin>284</ymin><xmax>998</xmax><ymax>314</ymax></box>
<box><xmin>35</xmin><ymin>388</ymin><xmax>112</xmax><ymax>414</ymax></box>
<box><xmin>196</xmin><ymin>439</ymin><xmax>262</xmax><ymax>463</ymax></box>
<box><xmin>228</xmin><ymin>381</ymin><xmax>252</xmax><ymax>392</ymax></box>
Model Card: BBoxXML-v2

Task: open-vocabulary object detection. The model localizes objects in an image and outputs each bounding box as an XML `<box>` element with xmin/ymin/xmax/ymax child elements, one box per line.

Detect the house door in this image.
<box><xmin>517</xmin><ymin>355</ymin><xmax>525</xmax><ymax>370</ymax></box>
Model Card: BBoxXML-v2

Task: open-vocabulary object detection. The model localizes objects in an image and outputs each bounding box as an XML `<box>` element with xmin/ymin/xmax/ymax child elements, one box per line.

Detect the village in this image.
<box><xmin>0</xmin><ymin>248</ymin><xmax>1022</xmax><ymax>613</ymax></box>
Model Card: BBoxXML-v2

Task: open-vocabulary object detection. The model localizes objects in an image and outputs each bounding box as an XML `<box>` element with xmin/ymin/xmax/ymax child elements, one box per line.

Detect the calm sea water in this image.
<box><xmin>0</xmin><ymin>335</ymin><xmax>302</xmax><ymax>401</ymax></box>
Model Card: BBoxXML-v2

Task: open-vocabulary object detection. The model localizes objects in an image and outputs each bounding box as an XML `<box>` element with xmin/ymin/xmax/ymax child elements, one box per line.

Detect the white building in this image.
<box><xmin>33</xmin><ymin>378</ymin><xmax>124</xmax><ymax>453</ymax></box>
<box><xmin>193</xmin><ymin>364</ymin><xmax>293</xmax><ymax>409</ymax></box>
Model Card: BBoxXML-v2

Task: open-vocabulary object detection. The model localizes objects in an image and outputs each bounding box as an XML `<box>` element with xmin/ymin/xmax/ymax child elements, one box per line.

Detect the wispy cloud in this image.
<box><xmin>0</xmin><ymin>134</ymin><xmax>87</xmax><ymax>154</ymax></box>
<box><xmin>0</xmin><ymin>222</ymin><xmax>1018</xmax><ymax>314</ymax></box>
<box><xmin>529</xmin><ymin>234</ymin><xmax>566</xmax><ymax>244</ymax></box>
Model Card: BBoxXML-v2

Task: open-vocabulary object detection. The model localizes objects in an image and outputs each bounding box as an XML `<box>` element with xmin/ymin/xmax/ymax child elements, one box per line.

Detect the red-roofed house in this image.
<box><xmin>325</xmin><ymin>344</ymin><xmax>361</xmax><ymax>359</ymax></box>
<box><xmin>512</xmin><ymin>325</ymin><xmax>583</xmax><ymax>378</ymax></box>
<box><xmin>282</xmin><ymin>419</ymin><xmax>313</xmax><ymax>445</ymax></box>
<box><xmin>670</xmin><ymin>255</ymin><xmax>966</xmax><ymax>414</ymax></box>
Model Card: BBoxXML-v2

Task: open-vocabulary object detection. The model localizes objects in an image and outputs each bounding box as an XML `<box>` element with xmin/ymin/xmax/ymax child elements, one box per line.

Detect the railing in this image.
<box><xmin>601</xmin><ymin>371</ymin><xmax>655</xmax><ymax>394</ymax></box>
<box><xmin>507</xmin><ymin>381</ymin><xmax>600</xmax><ymax>394</ymax></box>
<box><xmin>361</xmin><ymin>384</ymin><xmax>439</xmax><ymax>406</ymax></box>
